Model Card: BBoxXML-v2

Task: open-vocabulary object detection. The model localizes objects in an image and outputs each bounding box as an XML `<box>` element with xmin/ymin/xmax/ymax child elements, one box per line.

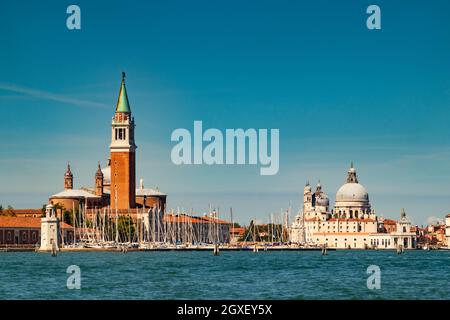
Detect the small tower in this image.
<box><xmin>39</xmin><ymin>204</ymin><xmax>60</xmax><ymax>252</ymax></box>
<box><xmin>64</xmin><ymin>163</ymin><xmax>73</xmax><ymax>190</ymax></box>
<box><xmin>95</xmin><ymin>162</ymin><xmax>104</xmax><ymax>196</ymax></box>
<box><xmin>397</xmin><ymin>208</ymin><xmax>411</xmax><ymax>233</ymax></box>
<box><xmin>303</xmin><ymin>181</ymin><xmax>312</xmax><ymax>213</ymax></box>
<box><xmin>315</xmin><ymin>180</ymin><xmax>322</xmax><ymax>194</ymax></box>
<box><xmin>346</xmin><ymin>161</ymin><xmax>358</xmax><ymax>183</ymax></box>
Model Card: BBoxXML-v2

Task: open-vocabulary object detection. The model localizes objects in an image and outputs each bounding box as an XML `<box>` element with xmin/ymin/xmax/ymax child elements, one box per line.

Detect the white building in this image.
<box><xmin>39</xmin><ymin>204</ymin><xmax>60</xmax><ymax>252</ymax></box>
<box><xmin>445</xmin><ymin>214</ymin><xmax>450</xmax><ymax>246</ymax></box>
<box><xmin>289</xmin><ymin>164</ymin><xmax>417</xmax><ymax>249</ymax></box>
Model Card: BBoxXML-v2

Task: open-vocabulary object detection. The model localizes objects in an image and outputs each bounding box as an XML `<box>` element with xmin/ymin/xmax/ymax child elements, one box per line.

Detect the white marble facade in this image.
<box><xmin>289</xmin><ymin>164</ymin><xmax>416</xmax><ymax>249</ymax></box>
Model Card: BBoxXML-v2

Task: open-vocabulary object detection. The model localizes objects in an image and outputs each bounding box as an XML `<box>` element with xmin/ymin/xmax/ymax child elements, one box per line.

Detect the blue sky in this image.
<box><xmin>1</xmin><ymin>0</ymin><xmax>450</xmax><ymax>225</ymax></box>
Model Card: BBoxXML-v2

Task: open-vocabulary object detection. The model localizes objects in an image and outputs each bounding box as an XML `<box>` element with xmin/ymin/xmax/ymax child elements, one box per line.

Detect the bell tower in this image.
<box><xmin>303</xmin><ymin>181</ymin><xmax>312</xmax><ymax>213</ymax></box>
<box><xmin>64</xmin><ymin>163</ymin><xmax>73</xmax><ymax>190</ymax></box>
<box><xmin>110</xmin><ymin>72</ymin><xmax>136</xmax><ymax>210</ymax></box>
<box><xmin>95</xmin><ymin>162</ymin><xmax>104</xmax><ymax>197</ymax></box>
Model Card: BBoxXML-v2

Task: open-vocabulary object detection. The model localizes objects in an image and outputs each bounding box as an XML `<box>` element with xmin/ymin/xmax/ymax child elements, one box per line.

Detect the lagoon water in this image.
<box><xmin>1</xmin><ymin>250</ymin><xmax>449</xmax><ymax>299</ymax></box>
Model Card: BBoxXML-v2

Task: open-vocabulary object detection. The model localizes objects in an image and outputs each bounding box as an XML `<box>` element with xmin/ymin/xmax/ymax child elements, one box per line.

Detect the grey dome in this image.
<box><xmin>336</xmin><ymin>183</ymin><xmax>369</xmax><ymax>202</ymax></box>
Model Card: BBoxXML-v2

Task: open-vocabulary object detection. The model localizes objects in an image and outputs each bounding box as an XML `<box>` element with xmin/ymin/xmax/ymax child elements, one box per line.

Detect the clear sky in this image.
<box><xmin>1</xmin><ymin>0</ymin><xmax>450</xmax><ymax>225</ymax></box>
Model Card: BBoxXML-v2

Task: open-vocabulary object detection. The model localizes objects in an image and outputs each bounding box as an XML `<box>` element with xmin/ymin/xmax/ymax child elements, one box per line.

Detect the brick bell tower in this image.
<box><xmin>110</xmin><ymin>72</ymin><xmax>137</xmax><ymax>210</ymax></box>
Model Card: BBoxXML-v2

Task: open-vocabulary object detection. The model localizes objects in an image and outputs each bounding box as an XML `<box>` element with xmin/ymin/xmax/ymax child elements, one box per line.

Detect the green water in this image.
<box><xmin>0</xmin><ymin>250</ymin><xmax>448</xmax><ymax>299</ymax></box>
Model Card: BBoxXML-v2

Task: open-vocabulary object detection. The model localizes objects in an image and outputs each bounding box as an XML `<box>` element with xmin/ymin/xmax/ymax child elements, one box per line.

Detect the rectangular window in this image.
<box><xmin>123</xmin><ymin>129</ymin><xmax>126</xmax><ymax>140</ymax></box>
<box><xmin>118</xmin><ymin>129</ymin><xmax>123</xmax><ymax>140</ymax></box>
<box><xmin>115</xmin><ymin>129</ymin><xmax>118</xmax><ymax>140</ymax></box>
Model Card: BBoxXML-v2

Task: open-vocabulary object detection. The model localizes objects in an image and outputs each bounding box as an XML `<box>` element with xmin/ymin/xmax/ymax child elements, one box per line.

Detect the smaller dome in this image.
<box><xmin>316</xmin><ymin>196</ymin><xmax>329</xmax><ymax>207</ymax></box>
<box><xmin>101</xmin><ymin>166</ymin><xmax>111</xmax><ymax>184</ymax></box>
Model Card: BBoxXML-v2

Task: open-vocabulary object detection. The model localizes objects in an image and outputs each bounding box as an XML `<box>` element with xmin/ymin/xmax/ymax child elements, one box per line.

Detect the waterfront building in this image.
<box><xmin>289</xmin><ymin>164</ymin><xmax>417</xmax><ymax>249</ymax></box>
<box><xmin>446</xmin><ymin>214</ymin><xmax>450</xmax><ymax>246</ymax></box>
<box><xmin>425</xmin><ymin>222</ymin><xmax>447</xmax><ymax>245</ymax></box>
<box><xmin>6</xmin><ymin>74</ymin><xmax>232</xmax><ymax>246</ymax></box>
<box><xmin>230</xmin><ymin>227</ymin><xmax>246</xmax><ymax>244</ymax></box>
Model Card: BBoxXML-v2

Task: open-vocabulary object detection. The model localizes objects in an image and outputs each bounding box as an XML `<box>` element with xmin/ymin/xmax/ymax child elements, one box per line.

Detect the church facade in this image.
<box><xmin>289</xmin><ymin>164</ymin><xmax>417</xmax><ymax>249</ymax></box>
<box><xmin>49</xmin><ymin>73</ymin><xmax>167</xmax><ymax>215</ymax></box>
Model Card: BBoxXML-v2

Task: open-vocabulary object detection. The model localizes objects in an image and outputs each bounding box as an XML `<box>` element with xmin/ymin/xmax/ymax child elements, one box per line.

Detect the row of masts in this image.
<box><xmin>241</xmin><ymin>205</ymin><xmax>291</xmax><ymax>245</ymax></box>
<box><xmin>60</xmin><ymin>201</ymin><xmax>232</xmax><ymax>248</ymax></box>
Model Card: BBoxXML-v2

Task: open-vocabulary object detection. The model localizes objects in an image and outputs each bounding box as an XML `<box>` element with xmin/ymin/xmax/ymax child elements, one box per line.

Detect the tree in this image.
<box><xmin>113</xmin><ymin>215</ymin><xmax>135</xmax><ymax>243</ymax></box>
<box><xmin>6</xmin><ymin>205</ymin><xmax>15</xmax><ymax>217</ymax></box>
<box><xmin>63</xmin><ymin>210</ymin><xmax>74</xmax><ymax>226</ymax></box>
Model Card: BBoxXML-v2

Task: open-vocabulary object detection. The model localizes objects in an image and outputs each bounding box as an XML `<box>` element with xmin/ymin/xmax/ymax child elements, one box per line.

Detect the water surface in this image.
<box><xmin>0</xmin><ymin>250</ymin><xmax>448</xmax><ymax>299</ymax></box>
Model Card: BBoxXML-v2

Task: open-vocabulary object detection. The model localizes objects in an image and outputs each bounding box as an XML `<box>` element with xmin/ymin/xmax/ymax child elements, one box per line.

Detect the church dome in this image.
<box><xmin>316</xmin><ymin>194</ymin><xmax>329</xmax><ymax>207</ymax></box>
<box><xmin>101</xmin><ymin>166</ymin><xmax>111</xmax><ymax>184</ymax></box>
<box><xmin>336</xmin><ymin>183</ymin><xmax>369</xmax><ymax>202</ymax></box>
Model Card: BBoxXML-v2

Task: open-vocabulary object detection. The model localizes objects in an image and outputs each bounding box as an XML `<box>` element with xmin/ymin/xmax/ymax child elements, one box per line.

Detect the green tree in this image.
<box><xmin>113</xmin><ymin>215</ymin><xmax>135</xmax><ymax>243</ymax></box>
<box><xmin>63</xmin><ymin>210</ymin><xmax>74</xmax><ymax>226</ymax></box>
<box><xmin>6</xmin><ymin>205</ymin><xmax>15</xmax><ymax>217</ymax></box>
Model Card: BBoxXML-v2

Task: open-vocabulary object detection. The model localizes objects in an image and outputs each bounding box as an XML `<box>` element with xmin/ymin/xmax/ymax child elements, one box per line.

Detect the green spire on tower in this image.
<box><xmin>115</xmin><ymin>72</ymin><xmax>131</xmax><ymax>113</ymax></box>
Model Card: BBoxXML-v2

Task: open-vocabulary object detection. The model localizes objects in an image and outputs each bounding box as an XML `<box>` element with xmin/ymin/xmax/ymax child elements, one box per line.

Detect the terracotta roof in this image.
<box><xmin>313</xmin><ymin>232</ymin><xmax>372</xmax><ymax>236</ymax></box>
<box><xmin>7</xmin><ymin>209</ymin><xmax>42</xmax><ymax>215</ymax></box>
<box><xmin>0</xmin><ymin>217</ymin><xmax>72</xmax><ymax>229</ymax></box>
<box><xmin>201</xmin><ymin>216</ymin><xmax>232</xmax><ymax>225</ymax></box>
<box><xmin>163</xmin><ymin>215</ymin><xmax>206</xmax><ymax>224</ymax></box>
<box><xmin>327</xmin><ymin>218</ymin><xmax>376</xmax><ymax>222</ymax></box>
<box><xmin>230</xmin><ymin>227</ymin><xmax>246</xmax><ymax>235</ymax></box>
<box><xmin>383</xmin><ymin>219</ymin><xmax>397</xmax><ymax>225</ymax></box>
<box><xmin>162</xmin><ymin>214</ymin><xmax>232</xmax><ymax>225</ymax></box>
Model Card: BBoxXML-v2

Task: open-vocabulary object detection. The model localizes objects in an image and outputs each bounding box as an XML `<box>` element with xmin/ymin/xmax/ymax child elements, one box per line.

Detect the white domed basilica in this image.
<box><xmin>289</xmin><ymin>163</ymin><xmax>417</xmax><ymax>249</ymax></box>
<box><xmin>334</xmin><ymin>163</ymin><xmax>373</xmax><ymax>220</ymax></box>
